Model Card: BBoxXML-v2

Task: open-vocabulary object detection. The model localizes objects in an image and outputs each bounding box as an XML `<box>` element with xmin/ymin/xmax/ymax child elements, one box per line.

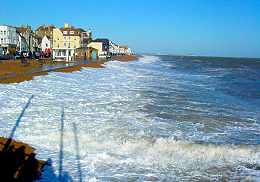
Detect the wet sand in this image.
<box><xmin>111</xmin><ymin>55</ymin><xmax>138</xmax><ymax>62</ymax></box>
<box><xmin>54</xmin><ymin>61</ymin><xmax>105</xmax><ymax>73</ymax></box>
<box><xmin>0</xmin><ymin>72</ymin><xmax>49</xmax><ymax>84</ymax></box>
<box><xmin>0</xmin><ymin>60</ymin><xmax>104</xmax><ymax>84</ymax></box>
<box><xmin>0</xmin><ymin>55</ymin><xmax>137</xmax><ymax>84</ymax></box>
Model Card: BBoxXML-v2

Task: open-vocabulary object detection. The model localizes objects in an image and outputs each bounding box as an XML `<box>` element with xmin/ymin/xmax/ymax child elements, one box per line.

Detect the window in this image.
<box><xmin>70</xmin><ymin>31</ymin><xmax>74</xmax><ymax>35</ymax></box>
<box><xmin>63</xmin><ymin>31</ymin><xmax>67</xmax><ymax>35</ymax></box>
<box><xmin>57</xmin><ymin>44</ymin><xmax>59</xmax><ymax>48</ymax></box>
<box><xmin>68</xmin><ymin>43</ymin><xmax>70</xmax><ymax>48</ymax></box>
<box><xmin>64</xmin><ymin>43</ymin><xmax>66</xmax><ymax>47</ymax></box>
<box><xmin>64</xmin><ymin>36</ymin><xmax>66</xmax><ymax>40</ymax></box>
<box><xmin>4</xmin><ymin>31</ymin><xmax>6</xmax><ymax>35</ymax></box>
<box><xmin>0</xmin><ymin>31</ymin><xmax>2</xmax><ymax>35</ymax></box>
<box><xmin>46</xmin><ymin>43</ymin><xmax>48</xmax><ymax>47</ymax></box>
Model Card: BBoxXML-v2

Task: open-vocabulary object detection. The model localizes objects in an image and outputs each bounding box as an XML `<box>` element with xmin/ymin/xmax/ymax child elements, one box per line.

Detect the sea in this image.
<box><xmin>0</xmin><ymin>55</ymin><xmax>260</xmax><ymax>181</ymax></box>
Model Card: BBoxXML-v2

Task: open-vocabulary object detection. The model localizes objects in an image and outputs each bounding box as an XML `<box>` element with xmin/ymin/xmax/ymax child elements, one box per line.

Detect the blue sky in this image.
<box><xmin>1</xmin><ymin>0</ymin><xmax>260</xmax><ymax>58</ymax></box>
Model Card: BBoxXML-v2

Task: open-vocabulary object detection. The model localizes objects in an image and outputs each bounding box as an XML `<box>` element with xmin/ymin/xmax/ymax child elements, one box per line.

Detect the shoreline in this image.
<box><xmin>0</xmin><ymin>55</ymin><xmax>138</xmax><ymax>84</ymax></box>
<box><xmin>111</xmin><ymin>55</ymin><xmax>139</xmax><ymax>62</ymax></box>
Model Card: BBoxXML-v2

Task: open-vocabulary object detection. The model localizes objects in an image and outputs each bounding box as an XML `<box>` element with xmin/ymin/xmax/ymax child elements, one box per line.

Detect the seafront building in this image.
<box><xmin>109</xmin><ymin>41</ymin><xmax>132</xmax><ymax>56</ymax></box>
<box><xmin>17</xmin><ymin>33</ymin><xmax>28</xmax><ymax>53</ymax></box>
<box><xmin>74</xmin><ymin>29</ymin><xmax>92</xmax><ymax>60</ymax></box>
<box><xmin>87</xmin><ymin>41</ymin><xmax>103</xmax><ymax>59</ymax></box>
<box><xmin>87</xmin><ymin>38</ymin><xmax>110</xmax><ymax>59</ymax></box>
<box><xmin>109</xmin><ymin>41</ymin><xmax>120</xmax><ymax>56</ymax></box>
<box><xmin>52</xmin><ymin>23</ymin><xmax>81</xmax><ymax>61</ymax></box>
<box><xmin>0</xmin><ymin>25</ymin><xmax>18</xmax><ymax>55</ymax></box>
<box><xmin>35</xmin><ymin>25</ymin><xmax>55</xmax><ymax>55</ymax></box>
<box><xmin>0</xmin><ymin>23</ymin><xmax>133</xmax><ymax>60</ymax></box>
<box><xmin>35</xmin><ymin>25</ymin><xmax>55</xmax><ymax>39</ymax></box>
<box><xmin>16</xmin><ymin>25</ymin><xmax>41</xmax><ymax>53</ymax></box>
<box><xmin>41</xmin><ymin>36</ymin><xmax>51</xmax><ymax>53</ymax></box>
<box><xmin>52</xmin><ymin>23</ymin><xmax>92</xmax><ymax>61</ymax></box>
<box><xmin>118</xmin><ymin>45</ymin><xmax>132</xmax><ymax>55</ymax></box>
<box><xmin>81</xmin><ymin>30</ymin><xmax>92</xmax><ymax>48</ymax></box>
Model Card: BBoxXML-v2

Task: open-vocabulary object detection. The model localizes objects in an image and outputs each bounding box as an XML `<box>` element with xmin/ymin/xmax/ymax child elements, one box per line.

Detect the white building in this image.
<box><xmin>17</xmin><ymin>33</ymin><xmax>28</xmax><ymax>52</ymax></box>
<box><xmin>119</xmin><ymin>45</ymin><xmax>132</xmax><ymax>55</ymax></box>
<box><xmin>109</xmin><ymin>41</ymin><xmax>120</xmax><ymax>56</ymax></box>
<box><xmin>0</xmin><ymin>25</ymin><xmax>18</xmax><ymax>54</ymax></box>
<box><xmin>109</xmin><ymin>41</ymin><xmax>133</xmax><ymax>56</ymax></box>
<box><xmin>16</xmin><ymin>26</ymin><xmax>40</xmax><ymax>53</ymax></box>
<box><xmin>41</xmin><ymin>35</ymin><xmax>51</xmax><ymax>52</ymax></box>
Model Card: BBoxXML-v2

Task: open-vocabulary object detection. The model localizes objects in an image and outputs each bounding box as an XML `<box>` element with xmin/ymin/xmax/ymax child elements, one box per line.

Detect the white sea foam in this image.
<box><xmin>0</xmin><ymin>56</ymin><xmax>259</xmax><ymax>181</ymax></box>
<box><xmin>139</xmin><ymin>55</ymin><xmax>161</xmax><ymax>64</ymax></box>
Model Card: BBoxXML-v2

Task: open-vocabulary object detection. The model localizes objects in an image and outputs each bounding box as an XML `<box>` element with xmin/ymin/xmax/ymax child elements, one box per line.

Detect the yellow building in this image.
<box><xmin>87</xmin><ymin>42</ymin><xmax>102</xmax><ymax>52</ymax></box>
<box><xmin>52</xmin><ymin>23</ymin><xmax>82</xmax><ymax>61</ymax></box>
<box><xmin>87</xmin><ymin>39</ymin><xmax>110</xmax><ymax>59</ymax></box>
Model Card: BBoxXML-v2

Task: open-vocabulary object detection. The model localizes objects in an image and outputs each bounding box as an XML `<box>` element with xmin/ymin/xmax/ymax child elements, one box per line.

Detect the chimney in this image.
<box><xmin>64</xmin><ymin>23</ymin><xmax>71</xmax><ymax>28</ymax></box>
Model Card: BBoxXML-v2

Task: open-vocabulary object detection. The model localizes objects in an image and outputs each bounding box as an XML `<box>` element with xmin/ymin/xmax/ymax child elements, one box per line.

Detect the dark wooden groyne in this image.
<box><xmin>0</xmin><ymin>137</ymin><xmax>46</xmax><ymax>182</ymax></box>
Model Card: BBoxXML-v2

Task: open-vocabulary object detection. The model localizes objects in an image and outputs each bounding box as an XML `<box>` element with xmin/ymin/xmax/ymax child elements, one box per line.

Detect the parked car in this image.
<box><xmin>0</xmin><ymin>55</ymin><xmax>14</xmax><ymax>60</ymax></box>
<box><xmin>33</xmin><ymin>51</ymin><xmax>41</xmax><ymax>59</ymax></box>
<box><xmin>0</xmin><ymin>48</ymin><xmax>4</xmax><ymax>56</ymax></box>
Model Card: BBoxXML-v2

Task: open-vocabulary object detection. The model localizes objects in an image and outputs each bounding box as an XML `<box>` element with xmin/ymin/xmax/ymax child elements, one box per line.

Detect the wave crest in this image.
<box><xmin>138</xmin><ymin>55</ymin><xmax>161</xmax><ymax>64</ymax></box>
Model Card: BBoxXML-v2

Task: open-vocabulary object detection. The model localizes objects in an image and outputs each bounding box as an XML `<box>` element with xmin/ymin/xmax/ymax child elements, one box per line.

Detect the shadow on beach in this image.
<box><xmin>0</xmin><ymin>95</ymin><xmax>44</xmax><ymax>181</ymax></box>
<box><xmin>0</xmin><ymin>95</ymin><xmax>91</xmax><ymax>181</ymax></box>
<box><xmin>38</xmin><ymin>159</ymin><xmax>73</xmax><ymax>182</ymax></box>
<box><xmin>0</xmin><ymin>100</ymin><xmax>74</xmax><ymax>182</ymax></box>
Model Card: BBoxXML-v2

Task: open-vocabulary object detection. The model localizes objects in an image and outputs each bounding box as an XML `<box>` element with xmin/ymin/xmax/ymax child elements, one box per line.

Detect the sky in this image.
<box><xmin>1</xmin><ymin>0</ymin><xmax>260</xmax><ymax>58</ymax></box>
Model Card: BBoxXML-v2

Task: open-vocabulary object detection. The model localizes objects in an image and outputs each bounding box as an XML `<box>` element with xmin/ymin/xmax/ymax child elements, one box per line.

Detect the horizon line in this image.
<box><xmin>137</xmin><ymin>53</ymin><xmax>260</xmax><ymax>59</ymax></box>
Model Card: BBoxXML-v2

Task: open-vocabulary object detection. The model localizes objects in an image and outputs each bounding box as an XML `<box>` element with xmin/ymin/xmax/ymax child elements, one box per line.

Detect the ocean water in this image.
<box><xmin>0</xmin><ymin>55</ymin><xmax>260</xmax><ymax>181</ymax></box>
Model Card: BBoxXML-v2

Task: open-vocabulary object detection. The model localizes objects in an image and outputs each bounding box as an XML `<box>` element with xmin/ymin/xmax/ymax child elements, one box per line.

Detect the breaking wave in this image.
<box><xmin>139</xmin><ymin>55</ymin><xmax>161</xmax><ymax>64</ymax></box>
<box><xmin>0</xmin><ymin>55</ymin><xmax>260</xmax><ymax>181</ymax></box>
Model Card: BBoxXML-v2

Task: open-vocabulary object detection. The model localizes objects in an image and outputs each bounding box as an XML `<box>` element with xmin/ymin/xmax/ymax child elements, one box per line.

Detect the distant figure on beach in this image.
<box><xmin>28</xmin><ymin>51</ymin><xmax>32</xmax><ymax>59</ymax></box>
<box><xmin>84</xmin><ymin>52</ymin><xmax>87</xmax><ymax>60</ymax></box>
<box><xmin>21</xmin><ymin>51</ymin><xmax>28</xmax><ymax>65</ymax></box>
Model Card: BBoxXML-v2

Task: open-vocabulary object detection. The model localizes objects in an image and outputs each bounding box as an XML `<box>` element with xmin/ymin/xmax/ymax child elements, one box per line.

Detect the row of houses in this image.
<box><xmin>0</xmin><ymin>23</ymin><xmax>133</xmax><ymax>61</ymax></box>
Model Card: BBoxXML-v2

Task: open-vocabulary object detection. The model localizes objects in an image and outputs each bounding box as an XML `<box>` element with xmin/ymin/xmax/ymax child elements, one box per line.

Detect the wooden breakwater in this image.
<box><xmin>0</xmin><ymin>137</ymin><xmax>46</xmax><ymax>182</ymax></box>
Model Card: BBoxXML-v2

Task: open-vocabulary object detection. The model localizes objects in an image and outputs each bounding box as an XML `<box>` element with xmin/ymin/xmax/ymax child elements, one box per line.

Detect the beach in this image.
<box><xmin>0</xmin><ymin>55</ymin><xmax>138</xmax><ymax>84</ymax></box>
<box><xmin>111</xmin><ymin>55</ymin><xmax>139</xmax><ymax>62</ymax></box>
<box><xmin>1</xmin><ymin>55</ymin><xmax>259</xmax><ymax>181</ymax></box>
